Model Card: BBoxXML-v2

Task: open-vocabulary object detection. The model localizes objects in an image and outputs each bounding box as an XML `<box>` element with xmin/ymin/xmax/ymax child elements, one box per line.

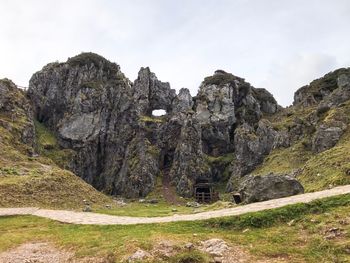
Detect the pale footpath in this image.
<box><xmin>0</xmin><ymin>185</ymin><xmax>349</xmax><ymax>225</ymax></box>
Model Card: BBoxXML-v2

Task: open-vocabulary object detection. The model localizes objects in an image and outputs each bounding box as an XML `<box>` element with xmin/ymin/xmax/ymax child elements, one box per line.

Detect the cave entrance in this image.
<box><xmin>194</xmin><ymin>179</ymin><xmax>219</xmax><ymax>203</ymax></box>
<box><xmin>152</xmin><ymin>109</ymin><xmax>166</xmax><ymax>117</ymax></box>
<box><xmin>163</xmin><ymin>153</ymin><xmax>173</xmax><ymax>169</ymax></box>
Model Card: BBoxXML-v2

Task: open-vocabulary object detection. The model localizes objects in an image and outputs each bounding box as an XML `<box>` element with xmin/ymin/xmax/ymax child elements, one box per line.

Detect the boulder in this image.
<box><xmin>312</xmin><ymin>123</ymin><xmax>346</xmax><ymax>153</ymax></box>
<box><xmin>199</xmin><ymin>239</ymin><xmax>229</xmax><ymax>257</ymax></box>
<box><xmin>237</xmin><ymin>173</ymin><xmax>304</xmax><ymax>203</ymax></box>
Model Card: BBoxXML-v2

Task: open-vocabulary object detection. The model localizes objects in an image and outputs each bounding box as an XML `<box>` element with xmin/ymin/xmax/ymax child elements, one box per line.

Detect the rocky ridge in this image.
<box><xmin>27</xmin><ymin>55</ymin><xmax>280</xmax><ymax>198</ymax></box>
<box><xmin>3</xmin><ymin>52</ymin><xmax>350</xmax><ymax>200</ymax></box>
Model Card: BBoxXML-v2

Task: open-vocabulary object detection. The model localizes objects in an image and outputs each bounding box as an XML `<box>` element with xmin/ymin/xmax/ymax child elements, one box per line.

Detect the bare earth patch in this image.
<box><xmin>0</xmin><ymin>242</ymin><xmax>73</xmax><ymax>263</ymax></box>
<box><xmin>0</xmin><ymin>242</ymin><xmax>107</xmax><ymax>263</ymax></box>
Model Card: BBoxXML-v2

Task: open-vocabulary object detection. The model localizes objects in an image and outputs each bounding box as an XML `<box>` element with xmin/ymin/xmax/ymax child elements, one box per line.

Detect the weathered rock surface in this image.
<box><xmin>200</xmin><ymin>238</ymin><xmax>229</xmax><ymax>257</ymax></box>
<box><xmin>127</xmin><ymin>249</ymin><xmax>151</xmax><ymax>262</ymax></box>
<box><xmin>237</xmin><ymin>173</ymin><xmax>304</xmax><ymax>203</ymax></box>
<box><xmin>23</xmin><ymin>53</ymin><xmax>349</xmax><ymax>199</ymax></box>
<box><xmin>0</xmin><ymin>79</ymin><xmax>35</xmax><ymax>148</ymax></box>
<box><xmin>312</xmin><ymin>123</ymin><xmax>346</xmax><ymax>153</ymax></box>
<box><xmin>27</xmin><ymin>53</ymin><xmax>214</xmax><ymax>197</ymax></box>
<box><xmin>294</xmin><ymin>68</ymin><xmax>350</xmax><ymax>107</ymax></box>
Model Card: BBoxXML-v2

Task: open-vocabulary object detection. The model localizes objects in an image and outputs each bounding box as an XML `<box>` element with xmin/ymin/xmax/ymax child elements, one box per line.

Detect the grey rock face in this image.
<box><xmin>0</xmin><ymin>79</ymin><xmax>36</xmax><ymax>148</ymax></box>
<box><xmin>133</xmin><ymin>67</ymin><xmax>176</xmax><ymax>115</ymax></box>
<box><xmin>195</xmin><ymin>71</ymin><xmax>279</xmax><ymax>157</ymax></box>
<box><xmin>172</xmin><ymin>88</ymin><xmax>193</xmax><ymax>113</ymax></box>
<box><xmin>294</xmin><ymin>68</ymin><xmax>350</xmax><ymax>107</ymax></box>
<box><xmin>27</xmin><ymin>54</ymin><xmax>282</xmax><ymax>198</ymax></box>
<box><xmin>226</xmin><ymin>120</ymin><xmax>277</xmax><ymax>192</ymax></box>
<box><xmin>114</xmin><ymin>133</ymin><xmax>160</xmax><ymax>198</ymax></box>
<box><xmin>312</xmin><ymin>123</ymin><xmax>346</xmax><ymax>153</ymax></box>
<box><xmin>237</xmin><ymin>173</ymin><xmax>304</xmax><ymax>203</ymax></box>
<box><xmin>28</xmin><ymin>53</ymin><xmax>138</xmax><ymax>195</ymax></box>
<box><xmin>169</xmin><ymin>116</ymin><xmax>210</xmax><ymax>197</ymax></box>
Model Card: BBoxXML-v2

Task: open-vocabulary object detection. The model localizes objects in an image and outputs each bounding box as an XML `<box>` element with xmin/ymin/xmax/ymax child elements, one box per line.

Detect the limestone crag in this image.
<box><xmin>237</xmin><ymin>173</ymin><xmax>304</xmax><ymax>203</ymax></box>
<box><xmin>8</xmin><ymin>52</ymin><xmax>348</xmax><ymax>199</ymax></box>
<box><xmin>0</xmin><ymin>79</ymin><xmax>35</xmax><ymax>149</ymax></box>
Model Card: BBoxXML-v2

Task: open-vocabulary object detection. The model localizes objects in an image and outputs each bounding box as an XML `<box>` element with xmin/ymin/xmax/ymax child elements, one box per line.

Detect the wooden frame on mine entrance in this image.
<box><xmin>194</xmin><ymin>182</ymin><xmax>219</xmax><ymax>203</ymax></box>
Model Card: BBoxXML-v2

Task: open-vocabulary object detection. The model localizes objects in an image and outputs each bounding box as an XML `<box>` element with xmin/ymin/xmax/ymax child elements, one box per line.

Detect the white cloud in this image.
<box><xmin>259</xmin><ymin>53</ymin><xmax>338</xmax><ymax>106</ymax></box>
<box><xmin>0</xmin><ymin>0</ymin><xmax>349</xmax><ymax>106</ymax></box>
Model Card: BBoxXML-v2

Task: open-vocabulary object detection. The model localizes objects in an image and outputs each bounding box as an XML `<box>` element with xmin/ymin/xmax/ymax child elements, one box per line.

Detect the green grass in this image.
<box><xmin>96</xmin><ymin>201</ymin><xmax>193</xmax><ymax>217</ymax></box>
<box><xmin>0</xmin><ymin>194</ymin><xmax>349</xmax><ymax>262</ymax></box>
<box><xmin>253</xmin><ymin>100</ymin><xmax>350</xmax><ymax>193</ymax></box>
<box><xmin>96</xmin><ymin>200</ymin><xmax>235</xmax><ymax>217</ymax></box>
<box><xmin>298</xmin><ymin>132</ymin><xmax>350</xmax><ymax>192</ymax></box>
<box><xmin>34</xmin><ymin>120</ymin><xmax>75</xmax><ymax>169</ymax></box>
<box><xmin>0</xmin><ymin>85</ymin><xmax>111</xmax><ymax>209</ymax></box>
<box><xmin>140</xmin><ymin>115</ymin><xmax>165</xmax><ymax>123</ymax></box>
<box><xmin>252</xmin><ymin>142</ymin><xmax>313</xmax><ymax>176</ymax></box>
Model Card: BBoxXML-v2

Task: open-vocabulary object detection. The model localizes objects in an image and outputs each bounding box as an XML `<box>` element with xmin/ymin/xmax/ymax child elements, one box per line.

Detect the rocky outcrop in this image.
<box><xmin>28</xmin><ymin>53</ymin><xmax>138</xmax><ymax>195</ymax></box>
<box><xmin>133</xmin><ymin>67</ymin><xmax>176</xmax><ymax>115</ymax></box>
<box><xmin>195</xmin><ymin>70</ymin><xmax>278</xmax><ymax>157</ymax></box>
<box><xmin>0</xmin><ymin>79</ymin><xmax>35</xmax><ymax>149</ymax></box>
<box><xmin>26</xmin><ymin>55</ymin><xmax>284</xmax><ymax>198</ymax></box>
<box><xmin>226</xmin><ymin>120</ymin><xmax>278</xmax><ymax>192</ymax></box>
<box><xmin>312</xmin><ymin>123</ymin><xmax>346</xmax><ymax>153</ymax></box>
<box><xmin>291</xmin><ymin>68</ymin><xmax>350</xmax><ymax>153</ymax></box>
<box><xmin>169</xmin><ymin>116</ymin><xmax>210</xmax><ymax>197</ymax></box>
<box><xmin>294</xmin><ymin>68</ymin><xmax>350</xmax><ymax>107</ymax></box>
<box><xmin>237</xmin><ymin>173</ymin><xmax>304</xmax><ymax>203</ymax></box>
<box><xmin>114</xmin><ymin>133</ymin><xmax>160</xmax><ymax>198</ymax></box>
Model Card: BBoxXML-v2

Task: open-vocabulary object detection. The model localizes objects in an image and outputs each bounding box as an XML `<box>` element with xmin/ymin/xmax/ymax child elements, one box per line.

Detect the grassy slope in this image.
<box><xmin>0</xmin><ymin>194</ymin><xmax>349</xmax><ymax>262</ymax></box>
<box><xmin>253</xmin><ymin>101</ymin><xmax>350</xmax><ymax>192</ymax></box>
<box><xmin>0</xmin><ymin>82</ymin><xmax>111</xmax><ymax>209</ymax></box>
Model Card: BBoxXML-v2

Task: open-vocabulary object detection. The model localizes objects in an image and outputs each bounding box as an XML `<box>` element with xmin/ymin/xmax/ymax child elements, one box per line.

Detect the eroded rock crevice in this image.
<box><xmin>20</xmin><ymin>53</ymin><xmax>350</xmax><ymax>198</ymax></box>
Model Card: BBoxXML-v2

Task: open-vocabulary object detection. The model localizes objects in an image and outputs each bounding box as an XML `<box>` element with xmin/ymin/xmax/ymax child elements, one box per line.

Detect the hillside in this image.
<box><xmin>0</xmin><ymin>79</ymin><xmax>111</xmax><ymax>208</ymax></box>
<box><xmin>252</xmin><ymin>68</ymin><xmax>350</xmax><ymax>191</ymax></box>
<box><xmin>1</xmin><ymin>54</ymin><xmax>350</xmax><ymax>262</ymax></box>
<box><xmin>1</xmin><ymin>53</ymin><xmax>350</xmax><ymax>207</ymax></box>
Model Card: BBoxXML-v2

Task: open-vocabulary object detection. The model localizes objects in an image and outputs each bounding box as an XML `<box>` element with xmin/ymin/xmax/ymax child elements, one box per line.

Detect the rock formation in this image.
<box><xmin>0</xmin><ymin>79</ymin><xmax>35</xmax><ymax>149</ymax></box>
<box><xmin>237</xmin><ymin>173</ymin><xmax>304</xmax><ymax>203</ymax></box>
<box><xmin>2</xmin><ymin>52</ymin><xmax>347</xmax><ymax>199</ymax></box>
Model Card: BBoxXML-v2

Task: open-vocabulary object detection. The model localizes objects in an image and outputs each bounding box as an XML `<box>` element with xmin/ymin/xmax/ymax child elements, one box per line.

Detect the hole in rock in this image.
<box><xmin>152</xmin><ymin>109</ymin><xmax>166</xmax><ymax>117</ymax></box>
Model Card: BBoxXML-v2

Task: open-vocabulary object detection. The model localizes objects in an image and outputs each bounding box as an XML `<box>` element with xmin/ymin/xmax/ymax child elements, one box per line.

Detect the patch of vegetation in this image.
<box><xmin>252</xmin><ymin>142</ymin><xmax>313</xmax><ymax>176</ymax></box>
<box><xmin>253</xmin><ymin>88</ymin><xmax>277</xmax><ymax>104</ymax></box>
<box><xmin>67</xmin><ymin>52</ymin><xmax>116</xmax><ymax>69</ymax></box>
<box><xmin>80</xmin><ymin>80</ymin><xmax>103</xmax><ymax>90</ymax></box>
<box><xmin>203</xmin><ymin>194</ymin><xmax>350</xmax><ymax>229</ymax></box>
<box><xmin>35</xmin><ymin>120</ymin><xmax>75</xmax><ymax>169</ymax></box>
<box><xmin>0</xmin><ymin>82</ymin><xmax>111</xmax><ymax>209</ymax></box>
<box><xmin>147</xmin><ymin>144</ymin><xmax>160</xmax><ymax>158</ymax></box>
<box><xmin>202</xmin><ymin>71</ymin><xmax>238</xmax><ymax>86</ymax></box>
<box><xmin>0</xmin><ymin>194</ymin><xmax>349</xmax><ymax>262</ymax></box>
<box><xmin>140</xmin><ymin>115</ymin><xmax>165</xmax><ymax>123</ymax></box>
<box><xmin>205</xmin><ymin>153</ymin><xmax>235</xmax><ymax>183</ymax></box>
<box><xmin>297</xmin><ymin>128</ymin><xmax>350</xmax><ymax>192</ymax></box>
<box><xmin>205</xmin><ymin>153</ymin><xmax>235</xmax><ymax>165</ymax></box>
<box><xmin>295</xmin><ymin>68</ymin><xmax>350</xmax><ymax>105</ymax></box>
<box><xmin>66</xmin><ymin>53</ymin><xmax>124</xmax><ymax>82</ymax></box>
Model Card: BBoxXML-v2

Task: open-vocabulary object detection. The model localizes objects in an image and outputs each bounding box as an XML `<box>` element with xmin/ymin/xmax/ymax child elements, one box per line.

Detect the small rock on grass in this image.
<box><xmin>200</xmin><ymin>239</ymin><xmax>229</xmax><ymax>257</ymax></box>
<box><xmin>127</xmin><ymin>249</ymin><xmax>151</xmax><ymax>262</ymax></box>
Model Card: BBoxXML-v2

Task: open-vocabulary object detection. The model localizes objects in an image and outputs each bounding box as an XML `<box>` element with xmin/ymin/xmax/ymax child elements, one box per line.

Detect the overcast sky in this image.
<box><xmin>1</xmin><ymin>0</ymin><xmax>349</xmax><ymax>106</ymax></box>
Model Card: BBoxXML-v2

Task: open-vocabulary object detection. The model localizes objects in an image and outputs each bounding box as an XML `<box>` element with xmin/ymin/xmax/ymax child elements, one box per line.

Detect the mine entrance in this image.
<box><xmin>194</xmin><ymin>179</ymin><xmax>219</xmax><ymax>203</ymax></box>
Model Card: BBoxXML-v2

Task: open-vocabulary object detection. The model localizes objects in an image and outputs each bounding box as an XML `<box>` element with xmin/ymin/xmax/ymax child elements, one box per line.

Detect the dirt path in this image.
<box><xmin>161</xmin><ymin>167</ymin><xmax>183</xmax><ymax>205</ymax></box>
<box><xmin>1</xmin><ymin>185</ymin><xmax>349</xmax><ymax>225</ymax></box>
